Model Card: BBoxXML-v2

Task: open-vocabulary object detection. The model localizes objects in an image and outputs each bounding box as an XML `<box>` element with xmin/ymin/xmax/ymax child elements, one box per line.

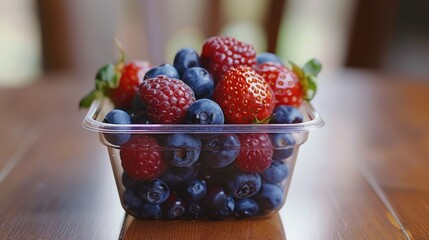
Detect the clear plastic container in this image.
<box><xmin>82</xmin><ymin>99</ymin><xmax>324</xmax><ymax>220</ymax></box>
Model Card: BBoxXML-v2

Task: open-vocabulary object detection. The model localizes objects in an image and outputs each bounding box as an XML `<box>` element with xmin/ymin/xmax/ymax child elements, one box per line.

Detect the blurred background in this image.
<box><xmin>0</xmin><ymin>0</ymin><xmax>428</xmax><ymax>87</ymax></box>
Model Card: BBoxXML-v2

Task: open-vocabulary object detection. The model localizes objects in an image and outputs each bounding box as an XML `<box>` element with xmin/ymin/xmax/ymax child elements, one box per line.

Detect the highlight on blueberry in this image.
<box><xmin>185</xmin><ymin>99</ymin><xmax>224</xmax><ymax>124</ymax></box>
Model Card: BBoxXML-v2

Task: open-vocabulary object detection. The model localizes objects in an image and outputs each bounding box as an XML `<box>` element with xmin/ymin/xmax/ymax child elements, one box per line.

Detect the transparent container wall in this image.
<box><xmin>101</xmin><ymin>131</ymin><xmax>306</xmax><ymax>220</ymax></box>
<box><xmin>83</xmin><ymin>100</ymin><xmax>323</xmax><ymax>220</ymax></box>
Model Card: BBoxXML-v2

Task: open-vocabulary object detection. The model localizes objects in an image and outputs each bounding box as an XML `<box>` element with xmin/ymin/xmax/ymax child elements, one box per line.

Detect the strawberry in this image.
<box><xmin>212</xmin><ymin>66</ymin><xmax>275</xmax><ymax>124</ymax></box>
<box><xmin>201</xmin><ymin>36</ymin><xmax>256</xmax><ymax>83</ymax></box>
<box><xmin>257</xmin><ymin>59</ymin><xmax>322</xmax><ymax>107</ymax></box>
<box><xmin>79</xmin><ymin>40</ymin><xmax>151</xmax><ymax>109</ymax></box>
<box><xmin>257</xmin><ymin>62</ymin><xmax>302</xmax><ymax>107</ymax></box>
<box><xmin>120</xmin><ymin>135</ymin><xmax>167</xmax><ymax>180</ymax></box>
<box><xmin>234</xmin><ymin>134</ymin><xmax>273</xmax><ymax>173</ymax></box>
<box><xmin>110</xmin><ymin>61</ymin><xmax>151</xmax><ymax>109</ymax></box>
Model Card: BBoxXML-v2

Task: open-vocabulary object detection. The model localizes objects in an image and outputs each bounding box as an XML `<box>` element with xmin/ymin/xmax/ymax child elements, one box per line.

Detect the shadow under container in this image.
<box><xmin>82</xmin><ymin>99</ymin><xmax>324</xmax><ymax>220</ymax></box>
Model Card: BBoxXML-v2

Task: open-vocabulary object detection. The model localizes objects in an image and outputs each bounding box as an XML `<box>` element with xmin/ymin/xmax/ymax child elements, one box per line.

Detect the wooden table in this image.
<box><xmin>1</xmin><ymin>70</ymin><xmax>428</xmax><ymax>239</ymax></box>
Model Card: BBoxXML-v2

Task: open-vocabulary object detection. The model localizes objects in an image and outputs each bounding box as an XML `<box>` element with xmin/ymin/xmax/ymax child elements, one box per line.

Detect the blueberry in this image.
<box><xmin>185</xmin><ymin>99</ymin><xmax>224</xmax><ymax>124</ymax></box>
<box><xmin>144</xmin><ymin>64</ymin><xmax>180</xmax><ymax>79</ymax></box>
<box><xmin>183</xmin><ymin>179</ymin><xmax>207</xmax><ymax>202</ymax></box>
<box><xmin>261</xmin><ymin>161</ymin><xmax>289</xmax><ymax>184</ymax></box>
<box><xmin>253</xmin><ymin>183</ymin><xmax>284</xmax><ymax>214</ymax></box>
<box><xmin>188</xmin><ymin>202</ymin><xmax>206</xmax><ymax>219</ymax></box>
<box><xmin>200</xmin><ymin>134</ymin><xmax>240</xmax><ymax>168</ymax></box>
<box><xmin>136</xmin><ymin>179</ymin><xmax>170</xmax><ymax>204</ymax></box>
<box><xmin>271</xmin><ymin>133</ymin><xmax>296</xmax><ymax>161</ymax></box>
<box><xmin>129</xmin><ymin>110</ymin><xmax>152</xmax><ymax>124</ymax></box>
<box><xmin>122</xmin><ymin>172</ymin><xmax>136</xmax><ymax>188</ymax></box>
<box><xmin>139</xmin><ymin>202</ymin><xmax>162</xmax><ymax>219</ymax></box>
<box><xmin>271</xmin><ymin>105</ymin><xmax>304</xmax><ymax>124</ymax></box>
<box><xmin>234</xmin><ymin>198</ymin><xmax>259</xmax><ymax>218</ymax></box>
<box><xmin>197</xmin><ymin>165</ymin><xmax>229</xmax><ymax>186</ymax></box>
<box><xmin>225</xmin><ymin>171</ymin><xmax>261</xmax><ymax>198</ymax></box>
<box><xmin>256</xmin><ymin>52</ymin><xmax>284</xmax><ymax>66</ymax></box>
<box><xmin>173</xmin><ymin>48</ymin><xmax>201</xmax><ymax>76</ymax></box>
<box><xmin>166</xmin><ymin>134</ymin><xmax>202</xmax><ymax>167</ymax></box>
<box><xmin>203</xmin><ymin>186</ymin><xmax>235</xmax><ymax>219</ymax></box>
<box><xmin>162</xmin><ymin>193</ymin><xmax>187</xmax><ymax>219</ymax></box>
<box><xmin>103</xmin><ymin>109</ymin><xmax>132</xmax><ymax>145</ymax></box>
<box><xmin>123</xmin><ymin>188</ymin><xmax>143</xmax><ymax>213</ymax></box>
<box><xmin>182</xmin><ymin>67</ymin><xmax>214</xmax><ymax>99</ymax></box>
<box><xmin>160</xmin><ymin>164</ymin><xmax>200</xmax><ymax>187</ymax></box>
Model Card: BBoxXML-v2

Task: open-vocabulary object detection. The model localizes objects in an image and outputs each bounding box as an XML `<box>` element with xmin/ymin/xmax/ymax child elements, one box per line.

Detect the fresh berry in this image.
<box><xmin>188</xmin><ymin>202</ymin><xmax>206</xmax><ymax>219</ymax></box>
<box><xmin>120</xmin><ymin>135</ymin><xmax>166</xmax><ymax>180</ymax></box>
<box><xmin>234</xmin><ymin>134</ymin><xmax>273</xmax><ymax>173</ymax></box>
<box><xmin>123</xmin><ymin>188</ymin><xmax>144</xmax><ymax>213</ymax></box>
<box><xmin>261</xmin><ymin>161</ymin><xmax>289</xmax><ymax>184</ymax></box>
<box><xmin>144</xmin><ymin>64</ymin><xmax>180</xmax><ymax>79</ymax></box>
<box><xmin>201</xmin><ymin>36</ymin><xmax>257</xmax><ymax>82</ymax></box>
<box><xmin>185</xmin><ymin>99</ymin><xmax>224</xmax><ymax>124</ymax></box>
<box><xmin>183</xmin><ymin>179</ymin><xmax>207</xmax><ymax>202</ymax></box>
<box><xmin>256</xmin><ymin>52</ymin><xmax>284</xmax><ymax>66</ymax></box>
<box><xmin>103</xmin><ymin>109</ymin><xmax>132</xmax><ymax>145</ymax></box>
<box><xmin>140</xmin><ymin>202</ymin><xmax>162</xmax><ymax>219</ymax></box>
<box><xmin>136</xmin><ymin>179</ymin><xmax>170</xmax><ymax>204</ymax></box>
<box><xmin>271</xmin><ymin>105</ymin><xmax>304</xmax><ymax>124</ymax></box>
<box><xmin>165</xmin><ymin>134</ymin><xmax>201</xmax><ymax>167</ymax></box>
<box><xmin>182</xmin><ymin>67</ymin><xmax>214</xmax><ymax>99</ymax></box>
<box><xmin>203</xmin><ymin>186</ymin><xmax>235</xmax><ymax>219</ymax></box>
<box><xmin>162</xmin><ymin>193</ymin><xmax>187</xmax><ymax>219</ymax></box>
<box><xmin>200</xmin><ymin>134</ymin><xmax>240</xmax><ymax>168</ymax></box>
<box><xmin>129</xmin><ymin>110</ymin><xmax>152</xmax><ymax>124</ymax></box>
<box><xmin>253</xmin><ymin>183</ymin><xmax>284</xmax><ymax>214</ymax></box>
<box><xmin>122</xmin><ymin>172</ymin><xmax>136</xmax><ymax>188</ymax></box>
<box><xmin>257</xmin><ymin>62</ymin><xmax>303</xmax><ymax>107</ymax></box>
<box><xmin>225</xmin><ymin>171</ymin><xmax>261</xmax><ymax>198</ymax></box>
<box><xmin>233</xmin><ymin>198</ymin><xmax>259</xmax><ymax>218</ymax></box>
<box><xmin>160</xmin><ymin>164</ymin><xmax>200</xmax><ymax>187</ymax></box>
<box><xmin>110</xmin><ymin>61</ymin><xmax>151</xmax><ymax>109</ymax></box>
<box><xmin>271</xmin><ymin>133</ymin><xmax>296</xmax><ymax>161</ymax></box>
<box><xmin>212</xmin><ymin>66</ymin><xmax>275</xmax><ymax>123</ymax></box>
<box><xmin>173</xmin><ymin>48</ymin><xmax>201</xmax><ymax>77</ymax></box>
<box><xmin>138</xmin><ymin>75</ymin><xmax>196</xmax><ymax>123</ymax></box>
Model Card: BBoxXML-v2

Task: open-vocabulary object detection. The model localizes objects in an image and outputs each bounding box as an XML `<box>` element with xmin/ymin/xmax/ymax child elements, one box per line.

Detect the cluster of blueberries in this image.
<box><xmin>120</xmin><ymin>137</ymin><xmax>294</xmax><ymax>220</ymax></box>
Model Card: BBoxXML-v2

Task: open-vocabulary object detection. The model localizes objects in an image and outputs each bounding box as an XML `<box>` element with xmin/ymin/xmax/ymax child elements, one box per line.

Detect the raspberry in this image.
<box><xmin>234</xmin><ymin>134</ymin><xmax>273</xmax><ymax>173</ymax></box>
<box><xmin>201</xmin><ymin>36</ymin><xmax>257</xmax><ymax>83</ymax></box>
<box><xmin>138</xmin><ymin>75</ymin><xmax>196</xmax><ymax>123</ymax></box>
<box><xmin>120</xmin><ymin>135</ymin><xmax>166</xmax><ymax>180</ymax></box>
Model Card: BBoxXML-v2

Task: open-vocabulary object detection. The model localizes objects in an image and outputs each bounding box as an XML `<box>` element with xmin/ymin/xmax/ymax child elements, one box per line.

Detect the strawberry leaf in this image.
<box><xmin>303</xmin><ymin>58</ymin><xmax>322</xmax><ymax>76</ymax></box>
<box><xmin>79</xmin><ymin>89</ymin><xmax>98</xmax><ymax>109</ymax></box>
<box><xmin>304</xmin><ymin>75</ymin><xmax>318</xmax><ymax>101</ymax></box>
<box><xmin>95</xmin><ymin>64</ymin><xmax>119</xmax><ymax>90</ymax></box>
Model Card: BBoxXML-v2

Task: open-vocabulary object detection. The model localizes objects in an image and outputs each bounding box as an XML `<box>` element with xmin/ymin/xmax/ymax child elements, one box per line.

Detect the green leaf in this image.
<box><xmin>303</xmin><ymin>58</ymin><xmax>322</xmax><ymax>76</ymax></box>
<box><xmin>304</xmin><ymin>75</ymin><xmax>318</xmax><ymax>101</ymax></box>
<box><xmin>79</xmin><ymin>89</ymin><xmax>98</xmax><ymax>109</ymax></box>
<box><xmin>95</xmin><ymin>64</ymin><xmax>118</xmax><ymax>90</ymax></box>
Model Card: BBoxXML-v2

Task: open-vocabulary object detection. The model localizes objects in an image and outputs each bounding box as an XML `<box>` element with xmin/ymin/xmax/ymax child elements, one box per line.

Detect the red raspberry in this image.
<box><xmin>120</xmin><ymin>135</ymin><xmax>166</xmax><ymax>180</ymax></box>
<box><xmin>234</xmin><ymin>134</ymin><xmax>273</xmax><ymax>173</ymax></box>
<box><xmin>138</xmin><ymin>75</ymin><xmax>196</xmax><ymax>123</ymax></box>
<box><xmin>212</xmin><ymin>66</ymin><xmax>275</xmax><ymax>124</ymax></box>
<box><xmin>201</xmin><ymin>36</ymin><xmax>257</xmax><ymax>83</ymax></box>
<box><xmin>110</xmin><ymin>61</ymin><xmax>151</xmax><ymax>109</ymax></box>
<box><xmin>257</xmin><ymin>62</ymin><xmax>303</xmax><ymax>107</ymax></box>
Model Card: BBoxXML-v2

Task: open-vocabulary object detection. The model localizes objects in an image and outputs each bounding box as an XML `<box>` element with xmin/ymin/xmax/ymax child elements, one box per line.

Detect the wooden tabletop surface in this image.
<box><xmin>0</xmin><ymin>70</ymin><xmax>428</xmax><ymax>240</ymax></box>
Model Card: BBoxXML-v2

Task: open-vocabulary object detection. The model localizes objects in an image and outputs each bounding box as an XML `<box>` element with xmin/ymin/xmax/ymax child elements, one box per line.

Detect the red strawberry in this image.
<box><xmin>138</xmin><ymin>75</ymin><xmax>196</xmax><ymax>124</ymax></box>
<box><xmin>212</xmin><ymin>66</ymin><xmax>275</xmax><ymax>124</ymax></box>
<box><xmin>201</xmin><ymin>36</ymin><xmax>257</xmax><ymax>83</ymax></box>
<box><xmin>234</xmin><ymin>134</ymin><xmax>273</xmax><ymax>173</ymax></box>
<box><xmin>257</xmin><ymin>62</ymin><xmax>302</xmax><ymax>107</ymax></box>
<box><xmin>110</xmin><ymin>61</ymin><xmax>151</xmax><ymax>109</ymax></box>
<box><xmin>120</xmin><ymin>135</ymin><xmax>166</xmax><ymax>180</ymax></box>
